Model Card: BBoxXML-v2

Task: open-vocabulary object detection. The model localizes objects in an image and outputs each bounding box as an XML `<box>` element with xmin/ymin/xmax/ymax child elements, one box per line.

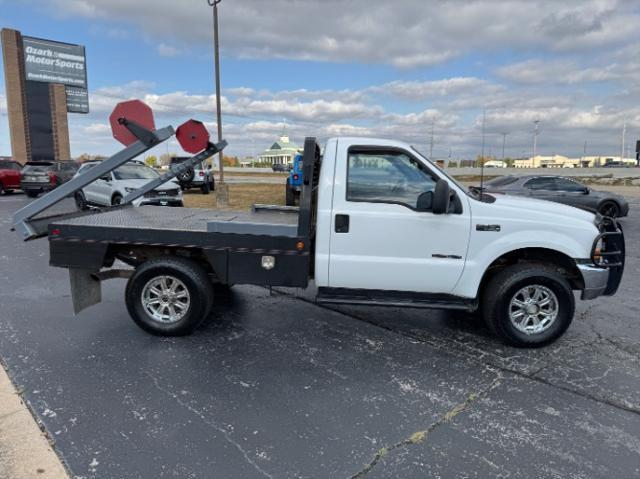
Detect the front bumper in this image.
<box><xmin>578</xmin><ymin>264</ymin><xmax>610</xmax><ymax>300</ymax></box>
<box><xmin>578</xmin><ymin>217</ymin><xmax>625</xmax><ymax>300</ymax></box>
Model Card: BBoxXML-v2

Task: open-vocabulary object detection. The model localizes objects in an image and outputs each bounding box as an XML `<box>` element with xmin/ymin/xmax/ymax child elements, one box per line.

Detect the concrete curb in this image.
<box><xmin>0</xmin><ymin>361</ymin><xmax>68</xmax><ymax>479</ymax></box>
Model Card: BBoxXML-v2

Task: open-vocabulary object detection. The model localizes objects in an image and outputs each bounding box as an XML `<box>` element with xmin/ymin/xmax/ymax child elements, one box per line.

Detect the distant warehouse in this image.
<box><xmin>515</xmin><ymin>155</ymin><xmax>636</xmax><ymax>168</ymax></box>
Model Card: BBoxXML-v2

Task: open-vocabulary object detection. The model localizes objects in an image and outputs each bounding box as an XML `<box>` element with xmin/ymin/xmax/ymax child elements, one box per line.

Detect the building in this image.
<box><xmin>580</xmin><ymin>156</ymin><xmax>637</xmax><ymax>167</ymax></box>
<box><xmin>515</xmin><ymin>155</ymin><xmax>580</xmax><ymax>168</ymax></box>
<box><xmin>483</xmin><ymin>160</ymin><xmax>507</xmax><ymax>168</ymax></box>
<box><xmin>258</xmin><ymin>132</ymin><xmax>301</xmax><ymax>166</ymax></box>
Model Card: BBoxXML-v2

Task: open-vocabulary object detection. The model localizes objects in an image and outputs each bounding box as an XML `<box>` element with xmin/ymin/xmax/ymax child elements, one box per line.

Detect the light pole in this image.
<box><xmin>207</xmin><ymin>0</ymin><xmax>225</xmax><ymax>186</ymax></box>
<box><xmin>533</xmin><ymin>119</ymin><xmax>540</xmax><ymax>159</ymax></box>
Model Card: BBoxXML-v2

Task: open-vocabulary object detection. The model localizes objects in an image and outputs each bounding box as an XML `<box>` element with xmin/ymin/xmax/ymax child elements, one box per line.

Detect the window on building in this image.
<box><xmin>347</xmin><ymin>150</ymin><xmax>437</xmax><ymax>209</ymax></box>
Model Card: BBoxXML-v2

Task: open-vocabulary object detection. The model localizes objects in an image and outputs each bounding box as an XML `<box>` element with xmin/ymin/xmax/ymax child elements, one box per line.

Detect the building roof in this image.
<box><xmin>260</xmin><ymin>135</ymin><xmax>300</xmax><ymax>156</ymax></box>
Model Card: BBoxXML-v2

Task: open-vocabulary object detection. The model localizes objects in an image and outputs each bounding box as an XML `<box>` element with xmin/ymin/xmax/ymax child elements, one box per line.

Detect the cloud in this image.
<box><xmin>43</xmin><ymin>0</ymin><xmax>640</xmax><ymax>68</ymax></box>
<box><xmin>156</xmin><ymin>43</ymin><xmax>181</xmax><ymax>57</ymax></box>
<box><xmin>497</xmin><ymin>59</ymin><xmax>618</xmax><ymax>85</ymax></box>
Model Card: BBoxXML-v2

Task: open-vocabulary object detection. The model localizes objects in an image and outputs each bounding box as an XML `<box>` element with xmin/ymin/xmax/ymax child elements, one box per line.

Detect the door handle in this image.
<box><xmin>335</xmin><ymin>214</ymin><xmax>350</xmax><ymax>233</ymax></box>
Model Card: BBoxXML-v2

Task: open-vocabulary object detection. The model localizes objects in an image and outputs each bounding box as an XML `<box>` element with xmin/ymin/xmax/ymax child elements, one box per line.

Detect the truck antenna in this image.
<box><xmin>479</xmin><ymin>110</ymin><xmax>486</xmax><ymax>200</ymax></box>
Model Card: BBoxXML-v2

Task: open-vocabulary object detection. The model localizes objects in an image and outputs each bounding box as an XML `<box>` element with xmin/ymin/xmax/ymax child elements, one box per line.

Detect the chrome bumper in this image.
<box><xmin>577</xmin><ymin>263</ymin><xmax>610</xmax><ymax>300</ymax></box>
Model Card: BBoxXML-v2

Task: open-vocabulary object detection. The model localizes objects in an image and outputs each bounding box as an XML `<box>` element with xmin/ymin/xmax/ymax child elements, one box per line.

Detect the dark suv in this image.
<box><xmin>170</xmin><ymin>157</ymin><xmax>215</xmax><ymax>194</ymax></box>
<box><xmin>21</xmin><ymin>161</ymin><xmax>79</xmax><ymax>198</ymax></box>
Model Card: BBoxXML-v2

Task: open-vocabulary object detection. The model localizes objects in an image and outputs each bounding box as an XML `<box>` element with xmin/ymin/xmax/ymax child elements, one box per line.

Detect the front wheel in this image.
<box><xmin>481</xmin><ymin>263</ymin><xmax>574</xmax><ymax>347</ymax></box>
<box><xmin>125</xmin><ymin>257</ymin><xmax>214</xmax><ymax>336</ymax></box>
<box><xmin>598</xmin><ymin>201</ymin><xmax>620</xmax><ymax>218</ymax></box>
<box><xmin>74</xmin><ymin>191</ymin><xmax>88</xmax><ymax>211</ymax></box>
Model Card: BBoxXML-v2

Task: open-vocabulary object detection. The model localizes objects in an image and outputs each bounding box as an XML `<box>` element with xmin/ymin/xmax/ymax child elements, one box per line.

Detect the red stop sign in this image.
<box><xmin>109</xmin><ymin>100</ymin><xmax>156</xmax><ymax>146</ymax></box>
<box><xmin>176</xmin><ymin>120</ymin><xmax>210</xmax><ymax>154</ymax></box>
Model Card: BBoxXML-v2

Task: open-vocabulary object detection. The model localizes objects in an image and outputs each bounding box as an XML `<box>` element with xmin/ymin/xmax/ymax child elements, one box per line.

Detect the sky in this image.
<box><xmin>1</xmin><ymin>0</ymin><xmax>640</xmax><ymax>161</ymax></box>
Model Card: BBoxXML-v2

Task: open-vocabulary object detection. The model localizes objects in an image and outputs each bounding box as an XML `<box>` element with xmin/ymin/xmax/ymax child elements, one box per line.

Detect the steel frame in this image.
<box><xmin>13</xmin><ymin>125</ymin><xmax>174</xmax><ymax>240</ymax></box>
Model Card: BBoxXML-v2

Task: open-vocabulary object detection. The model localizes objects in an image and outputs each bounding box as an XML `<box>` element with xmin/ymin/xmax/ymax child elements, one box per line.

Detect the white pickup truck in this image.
<box><xmin>44</xmin><ymin>137</ymin><xmax>625</xmax><ymax>347</ymax></box>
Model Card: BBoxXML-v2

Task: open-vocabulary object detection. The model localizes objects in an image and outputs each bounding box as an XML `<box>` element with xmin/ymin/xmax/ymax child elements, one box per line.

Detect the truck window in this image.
<box><xmin>347</xmin><ymin>150</ymin><xmax>437</xmax><ymax>209</ymax></box>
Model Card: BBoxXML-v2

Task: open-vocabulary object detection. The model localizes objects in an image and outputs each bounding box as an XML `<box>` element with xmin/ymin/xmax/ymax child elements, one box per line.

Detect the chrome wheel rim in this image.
<box><xmin>141</xmin><ymin>276</ymin><xmax>190</xmax><ymax>324</ymax></box>
<box><xmin>508</xmin><ymin>285</ymin><xmax>558</xmax><ymax>335</ymax></box>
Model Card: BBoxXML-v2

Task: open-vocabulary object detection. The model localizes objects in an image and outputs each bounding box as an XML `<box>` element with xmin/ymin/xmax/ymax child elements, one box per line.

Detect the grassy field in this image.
<box><xmin>183</xmin><ymin>183</ymin><xmax>284</xmax><ymax>210</ymax></box>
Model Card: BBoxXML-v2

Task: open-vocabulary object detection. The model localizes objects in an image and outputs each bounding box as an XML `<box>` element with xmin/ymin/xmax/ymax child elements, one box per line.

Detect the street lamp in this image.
<box><xmin>207</xmin><ymin>0</ymin><xmax>225</xmax><ymax>186</ymax></box>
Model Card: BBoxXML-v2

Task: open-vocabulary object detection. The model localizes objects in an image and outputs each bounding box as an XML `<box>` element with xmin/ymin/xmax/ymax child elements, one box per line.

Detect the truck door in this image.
<box><xmin>327</xmin><ymin>143</ymin><xmax>471</xmax><ymax>294</ymax></box>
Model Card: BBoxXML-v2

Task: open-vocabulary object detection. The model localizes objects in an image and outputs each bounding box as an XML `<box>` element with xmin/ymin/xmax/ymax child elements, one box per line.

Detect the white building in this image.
<box><xmin>258</xmin><ymin>132</ymin><xmax>301</xmax><ymax>166</ymax></box>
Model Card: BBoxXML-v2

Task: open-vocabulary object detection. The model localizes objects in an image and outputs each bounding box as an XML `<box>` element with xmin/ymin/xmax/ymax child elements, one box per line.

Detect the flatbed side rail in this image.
<box><xmin>12</xmin><ymin>125</ymin><xmax>174</xmax><ymax>241</ymax></box>
<box><xmin>122</xmin><ymin>140</ymin><xmax>227</xmax><ymax>205</ymax></box>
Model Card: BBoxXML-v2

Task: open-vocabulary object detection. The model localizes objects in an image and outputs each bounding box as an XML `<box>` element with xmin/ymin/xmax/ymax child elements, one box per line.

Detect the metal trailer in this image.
<box><xmin>43</xmin><ymin>137</ymin><xmax>322</xmax><ymax>334</ymax></box>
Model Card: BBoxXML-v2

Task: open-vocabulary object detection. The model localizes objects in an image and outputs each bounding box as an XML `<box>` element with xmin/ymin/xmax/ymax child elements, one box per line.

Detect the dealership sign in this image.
<box><xmin>22</xmin><ymin>36</ymin><xmax>89</xmax><ymax>113</ymax></box>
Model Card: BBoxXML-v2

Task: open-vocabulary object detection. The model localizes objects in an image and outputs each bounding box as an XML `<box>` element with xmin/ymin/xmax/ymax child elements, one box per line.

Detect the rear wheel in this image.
<box><xmin>481</xmin><ymin>263</ymin><xmax>574</xmax><ymax>347</ymax></box>
<box><xmin>598</xmin><ymin>201</ymin><xmax>620</xmax><ymax>218</ymax></box>
<box><xmin>201</xmin><ymin>179</ymin><xmax>210</xmax><ymax>195</ymax></box>
<box><xmin>125</xmin><ymin>257</ymin><xmax>214</xmax><ymax>336</ymax></box>
<box><xmin>26</xmin><ymin>190</ymin><xmax>39</xmax><ymax>198</ymax></box>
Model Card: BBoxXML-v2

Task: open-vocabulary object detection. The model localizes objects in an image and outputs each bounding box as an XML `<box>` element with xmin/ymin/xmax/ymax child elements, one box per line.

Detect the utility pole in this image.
<box><xmin>429</xmin><ymin>119</ymin><xmax>435</xmax><ymax>158</ymax></box>
<box><xmin>533</xmin><ymin>119</ymin><xmax>540</xmax><ymax>159</ymax></box>
<box><xmin>621</xmin><ymin>119</ymin><xmax>626</xmax><ymax>161</ymax></box>
<box><xmin>207</xmin><ymin>0</ymin><xmax>227</xmax><ymax>202</ymax></box>
<box><xmin>479</xmin><ymin>110</ymin><xmax>486</xmax><ymax>199</ymax></box>
<box><xmin>501</xmin><ymin>132</ymin><xmax>508</xmax><ymax>160</ymax></box>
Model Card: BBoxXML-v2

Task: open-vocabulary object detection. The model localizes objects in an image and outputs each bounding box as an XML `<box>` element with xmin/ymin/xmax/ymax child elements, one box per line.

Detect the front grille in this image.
<box><xmin>592</xmin><ymin>217</ymin><xmax>624</xmax><ymax>268</ymax></box>
<box><xmin>144</xmin><ymin>189</ymin><xmax>179</xmax><ymax>198</ymax></box>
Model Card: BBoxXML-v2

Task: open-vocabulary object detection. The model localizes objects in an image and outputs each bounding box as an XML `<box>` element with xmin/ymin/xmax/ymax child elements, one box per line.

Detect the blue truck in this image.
<box><xmin>285</xmin><ymin>153</ymin><xmax>304</xmax><ymax>206</ymax></box>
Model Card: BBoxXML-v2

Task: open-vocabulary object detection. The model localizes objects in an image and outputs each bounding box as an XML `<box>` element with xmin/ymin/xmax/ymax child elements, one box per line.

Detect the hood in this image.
<box><xmin>119</xmin><ymin>179</ymin><xmax>180</xmax><ymax>191</ymax></box>
<box><xmin>489</xmin><ymin>194</ymin><xmax>595</xmax><ymax>222</ymax></box>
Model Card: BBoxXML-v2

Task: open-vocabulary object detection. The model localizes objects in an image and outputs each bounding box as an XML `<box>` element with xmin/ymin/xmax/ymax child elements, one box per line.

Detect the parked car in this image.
<box><xmin>272</xmin><ymin>163</ymin><xmax>291</xmax><ymax>172</ymax></box>
<box><xmin>21</xmin><ymin>160</ymin><xmax>79</xmax><ymax>198</ymax></box>
<box><xmin>170</xmin><ymin>157</ymin><xmax>214</xmax><ymax>194</ymax></box>
<box><xmin>478</xmin><ymin>175</ymin><xmax>629</xmax><ymax>217</ymax></box>
<box><xmin>285</xmin><ymin>154</ymin><xmax>303</xmax><ymax>206</ymax></box>
<box><xmin>0</xmin><ymin>159</ymin><xmax>22</xmax><ymax>195</ymax></box>
<box><xmin>73</xmin><ymin>160</ymin><xmax>183</xmax><ymax>209</ymax></box>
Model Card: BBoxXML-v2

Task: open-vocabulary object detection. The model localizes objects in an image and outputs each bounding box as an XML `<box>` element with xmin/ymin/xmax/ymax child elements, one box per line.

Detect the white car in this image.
<box><xmin>73</xmin><ymin>161</ymin><xmax>183</xmax><ymax>210</ymax></box>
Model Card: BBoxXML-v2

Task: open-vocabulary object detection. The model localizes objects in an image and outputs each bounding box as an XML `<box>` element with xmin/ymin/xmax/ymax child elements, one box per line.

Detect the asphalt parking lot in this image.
<box><xmin>1</xmin><ymin>192</ymin><xmax>639</xmax><ymax>478</ymax></box>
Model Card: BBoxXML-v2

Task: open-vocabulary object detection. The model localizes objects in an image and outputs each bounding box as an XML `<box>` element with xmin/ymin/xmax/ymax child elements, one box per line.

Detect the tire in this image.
<box><xmin>598</xmin><ymin>201</ymin><xmax>620</xmax><ymax>218</ymax></box>
<box><xmin>0</xmin><ymin>182</ymin><xmax>4</xmax><ymax>195</ymax></box>
<box><xmin>201</xmin><ymin>180</ymin><xmax>210</xmax><ymax>195</ymax></box>
<box><xmin>26</xmin><ymin>190</ymin><xmax>39</xmax><ymax>198</ymax></box>
<box><xmin>4</xmin><ymin>189</ymin><xmax>13</xmax><ymax>194</ymax></box>
<box><xmin>178</xmin><ymin>168</ymin><xmax>195</xmax><ymax>183</ymax></box>
<box><xmin>74</xmin><ymin>191</ymin><xmax>88</xmax><ymax>211</ymax></box>
<box><xmin>285</xmin><ymin>179</ymin><xmax>295</xmax><ymax>206</ymax></box>
<box><xmin>125</xmin><ymin>257</ymin><xmax>214</xmax><ymax>336</ymax></box>
<box><xmin>210</xmin><ymin>177</ymin><xmax>215</xmax><ymax>192</ymax></box>
<box><xmin>112</xmin><ymin>194</ymin><xmax>123</xmax><ymax>206</ymax></box>
<box><xmin>481</xmin><ymin>263</ymin><xmax>575</xmax><ymax>347</ymax></box>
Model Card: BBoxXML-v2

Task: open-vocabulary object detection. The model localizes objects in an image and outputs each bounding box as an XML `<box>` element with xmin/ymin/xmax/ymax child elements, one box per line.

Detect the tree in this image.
<box><xmin>448</xmin><ymin>160</ymin><xmax>458</xmax><ymax>168</ymax></box>
<box><xmin>145</xmin><ymin>155</ymin><xmax>158</xmax><ymax>167</ymax></box>
<box><xmin>222</xmin><ymin>155</ymin><xmax>239</xmax><ymax>167</ymax></box>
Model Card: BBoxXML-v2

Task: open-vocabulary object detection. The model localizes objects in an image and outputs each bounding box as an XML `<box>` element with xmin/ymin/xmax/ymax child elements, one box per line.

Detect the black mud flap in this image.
<box><xmin>69</xmin><ymin>268</ymin><xmax>102</xmax><ymax>314</ymax></box>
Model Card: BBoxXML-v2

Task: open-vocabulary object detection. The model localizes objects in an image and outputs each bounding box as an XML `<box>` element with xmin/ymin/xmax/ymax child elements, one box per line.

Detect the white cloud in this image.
<box><xmin>43</xmin><ymin>0</ymin><xmax>640</xmax><ymax>68</ymax></box>
<box><xmin>156</xmin><ymin>43</ymin><xmax>181</xmax><ymax>57</ymax></box>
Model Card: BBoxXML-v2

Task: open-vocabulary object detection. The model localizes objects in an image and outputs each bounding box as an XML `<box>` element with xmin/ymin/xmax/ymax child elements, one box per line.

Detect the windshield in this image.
<box><xmin>23</xmin><ymin>163</ymin><xmax>54</xmax><ymax>173</ymax></box>
<box><xmin>113</xmin><ymin>163</ymin><xmax>159</xmax><ymax>180</ymax></box>
<box><xmin>0</xmin><ymin>161</ymin><xmax>21</xmax><ymax>171</ymax></box>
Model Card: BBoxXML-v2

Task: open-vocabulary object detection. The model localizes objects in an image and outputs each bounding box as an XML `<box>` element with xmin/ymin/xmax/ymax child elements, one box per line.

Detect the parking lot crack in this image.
<box><xmin>349</xmin><ymin>373</ymin><xmax>503</xmax><ymax>479</ymax></box>
<box><xmin>147</xmin><ymin>374</ymin><xmax>274</xmax><ymax>479</ymax></box>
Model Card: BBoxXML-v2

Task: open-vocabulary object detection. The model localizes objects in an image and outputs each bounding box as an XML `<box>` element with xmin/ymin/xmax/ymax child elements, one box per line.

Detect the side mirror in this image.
<box><xmin>416</xmin><ymin>191</ymin><xmax>433</xmax><ymax>211</ymax></box>
<box><xmin>432</xmin><ymin>179</ymin><xmax>451</xmax><ymax>215</ymax></box>
<box><xmin>100</xmin><ymin>175</ymin><xmax>110</xmax><ymax>182</ymax></box>
<box><xmin>582</xmin><ymin>187</ymin><xmax>590</xmax><ymax>195</ymax></box>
